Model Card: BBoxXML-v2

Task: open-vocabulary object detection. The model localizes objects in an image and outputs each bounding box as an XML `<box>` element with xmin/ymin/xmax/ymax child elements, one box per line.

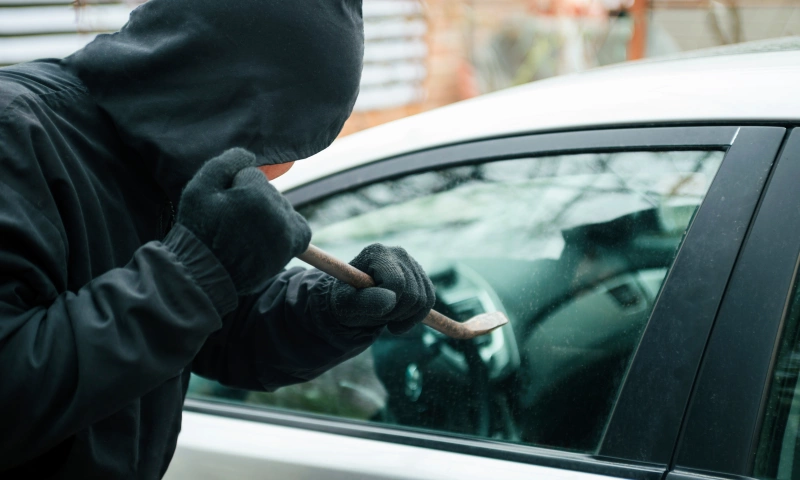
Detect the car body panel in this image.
<box><xmin>673</xmin><ymin>128</ymin><xmax>800</xmax><ymax>476</ymax></box>
<box><xmin>166</xmin><ymin>411</ymin><xmax>622</xmax><ymax>480</ymax></box>
<box><xmin>273</xmin><ymin>50</ymin><xmax>800</xmax><ymax>193</ymax></box>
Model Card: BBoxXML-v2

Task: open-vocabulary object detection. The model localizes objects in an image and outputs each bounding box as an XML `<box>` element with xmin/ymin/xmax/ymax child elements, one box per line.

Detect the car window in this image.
<box><xmin>188</xmin><ymin>150</ymin><xmax>724</xmax><ymax>454</ymax></box>
<box><xmin>755</xmin><ymin>277</ymin><xmax>800</xmax><ymax>480</ymax></box>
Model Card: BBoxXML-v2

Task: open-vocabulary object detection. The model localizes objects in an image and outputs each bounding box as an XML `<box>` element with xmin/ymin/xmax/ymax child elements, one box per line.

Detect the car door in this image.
<box><xmin>662</xmin><ymin>128</ymin><xmax>800</xmax><ymax>480</ymax></box>
<box><xmin>165</xmin><ymin>125</ymin><xmax>786</xmax><ymax>480</ymax></box>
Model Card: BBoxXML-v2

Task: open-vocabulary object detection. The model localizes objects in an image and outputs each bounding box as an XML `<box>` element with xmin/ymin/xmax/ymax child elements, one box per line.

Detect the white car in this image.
<box><xmin>166</xmin><ymin>40</ymin><xmax>800</xmax><ymax>480</ymax></box>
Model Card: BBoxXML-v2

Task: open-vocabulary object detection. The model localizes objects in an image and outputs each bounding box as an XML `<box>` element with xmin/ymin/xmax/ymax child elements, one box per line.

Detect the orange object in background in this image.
<box><xmin>259</xmin><ymin>161</ymin><xmax>295</xmax><ymax>180</ymax></box>
<box><xmin>627</xmin><ymin>0</ymin><xmax>647</xmax><ymax>60</ymax></box>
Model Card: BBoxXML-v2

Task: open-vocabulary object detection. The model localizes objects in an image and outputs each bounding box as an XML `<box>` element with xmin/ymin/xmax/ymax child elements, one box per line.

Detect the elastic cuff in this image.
<box><xmin>163</xmin><ymin>224</ymin><xmax>239</xmax><ymax>316</ymax></box>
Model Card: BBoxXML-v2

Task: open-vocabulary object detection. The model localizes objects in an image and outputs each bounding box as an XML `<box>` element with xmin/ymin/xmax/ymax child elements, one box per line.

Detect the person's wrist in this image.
<box><xmin>163</xmin><ymin>223</ymin><xmax>239</xmax><ymax>317</ymax></box>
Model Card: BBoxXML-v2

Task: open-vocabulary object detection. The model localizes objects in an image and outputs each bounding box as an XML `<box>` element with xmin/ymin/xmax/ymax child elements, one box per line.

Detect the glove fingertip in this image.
<box><xmin>191</xmin><ymin>148</ymin><xmax>258</xmax><ymax>191</ymax></box>
<box><xmin>348</xmin><ymin>243</ymin><xmax>388</xmax><ymax>271</ymax></box>
<box><xmin>231</xmin><ymin>166</ymin><xmax>270</xmax><ymax>187</ymax></box>
<box><xmin>222</xmin><ymin>147</ymin><xmax>258</xmax><ymax>169</ymax></box>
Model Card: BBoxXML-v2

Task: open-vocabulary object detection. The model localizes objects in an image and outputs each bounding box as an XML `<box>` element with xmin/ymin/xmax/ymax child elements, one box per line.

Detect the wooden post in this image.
<box><xmin>628</xmin><ymin>0</ymin><xmax>648</xmax><ymax>60</ymax></box>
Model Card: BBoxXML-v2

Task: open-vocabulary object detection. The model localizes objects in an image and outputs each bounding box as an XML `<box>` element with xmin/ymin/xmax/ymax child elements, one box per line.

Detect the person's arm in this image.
<box><xmin>192</xmin><ymin>244</ymin><xmax>436</xmax><ymax>391</ymax></box>
<box><xmin>0</xmin><ymin>182</ymin><xmax>236</xmax><ymax>468</ymax></box>
<box><xmin>192</xmin><ymin>267</ymin><xmax>380</xmax><ymax>390</ymax></box>
<box><xmin>0</xmin><ymin>145</ymin><xmax>310</xmax><ymax>469</ymax></box>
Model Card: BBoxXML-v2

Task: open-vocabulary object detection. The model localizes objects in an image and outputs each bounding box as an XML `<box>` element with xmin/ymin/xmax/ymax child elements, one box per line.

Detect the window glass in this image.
<box><xmin>755</xmin><ymin>279</ymin><xmax>800</xmax><ymax>480</ymax></box>
<box><xmin>188</xmin><ymin>150</ymin><xmax>724</xmax><ymax>453</ymax></box>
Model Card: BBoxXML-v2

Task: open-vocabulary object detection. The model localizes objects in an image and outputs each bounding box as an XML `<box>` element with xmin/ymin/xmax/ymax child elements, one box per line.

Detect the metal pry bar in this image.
<box><xmin>297</xmin><ymin>244</ymin><xmax>509</xmax><ymax>340</ymax></box>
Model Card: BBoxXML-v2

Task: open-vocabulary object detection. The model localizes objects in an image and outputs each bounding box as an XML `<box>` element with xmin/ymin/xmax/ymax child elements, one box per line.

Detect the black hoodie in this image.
<box><xmin>0</xmin><ymin>0</ymin><xmax>368</xmax><ymax>477</ymax></box>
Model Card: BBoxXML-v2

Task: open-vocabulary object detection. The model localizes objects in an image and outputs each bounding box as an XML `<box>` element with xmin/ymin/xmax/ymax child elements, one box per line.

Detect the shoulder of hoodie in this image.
<box><xmin>0</xmin><ymin>61</ymin><xmax>91</xmax><ymax>231</ymax></box>
<box><xmin>0</xmin><ymin>59</ymin><xmax>90</xmax><ymax>128</ymax></box>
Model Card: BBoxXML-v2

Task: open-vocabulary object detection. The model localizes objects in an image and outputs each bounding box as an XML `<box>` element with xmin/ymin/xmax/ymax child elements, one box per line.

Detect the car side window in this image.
<box><xmin>755</xmin><ymin>277</ymin><xmax>800</xmax><ymax>480</ymax></box>
<box><xmin>188</xmin><ymin>150</ymin><xmax>723</xmax><ymax>453</ymax></box>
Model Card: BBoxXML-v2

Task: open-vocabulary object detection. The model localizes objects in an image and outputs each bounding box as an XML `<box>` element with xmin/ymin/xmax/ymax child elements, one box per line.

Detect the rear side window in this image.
<box><xmin>755</xmin><ymin>277</ymin><xmax>800</xmax><ymax>480</ymax></box>
<box><xmin>189</xmin><ymin>150</ymin><xmax>723</xmax><ymax>454</ymax></box>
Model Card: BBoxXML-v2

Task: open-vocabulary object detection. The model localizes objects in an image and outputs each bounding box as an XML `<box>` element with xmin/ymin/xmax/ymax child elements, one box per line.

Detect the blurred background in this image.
<box><xmin>2</xmin><ymin>0</ymin><xmax>799</xmax><ymax>136</ymax></box>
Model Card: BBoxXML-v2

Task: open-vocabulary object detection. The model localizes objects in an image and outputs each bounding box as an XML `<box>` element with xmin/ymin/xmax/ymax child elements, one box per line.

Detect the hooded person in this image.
<box><xmin>0</xmin><ymin>0</ymin><xmax>435</xmax><ymax>477</ymax></box>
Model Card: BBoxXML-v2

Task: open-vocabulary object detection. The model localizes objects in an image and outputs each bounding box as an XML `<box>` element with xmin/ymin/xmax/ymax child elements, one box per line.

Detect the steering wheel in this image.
<box><xmin>370</xmin><ymin>264</ymin><xmax>515</xmax><ymax>438</ymax></box>
<box><xmin>369</xmin><ymin>324</ymin><xmax>493</xmax><ymax>437</ymax></box>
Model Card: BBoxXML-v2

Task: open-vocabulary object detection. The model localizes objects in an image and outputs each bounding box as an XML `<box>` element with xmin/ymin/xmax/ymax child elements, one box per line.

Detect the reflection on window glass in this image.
<box><xmin>189</xmin><ymin>150</ymin><xmax>724</xmax><ymax>453</ymax></box>
<box><xmin>755</xmin><ymin>281</ymin><xmax>800</xmax><ymax>480</ymax></box>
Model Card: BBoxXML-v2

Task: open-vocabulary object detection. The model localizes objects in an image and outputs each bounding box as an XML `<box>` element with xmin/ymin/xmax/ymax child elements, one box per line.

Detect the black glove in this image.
<box><xmin>328</xmin><ymin>244</ymin><xmax>435</xmax><ymax>335</ymax></box>
<box><xmin>175</xmin><ymin>148</ymin><xmax>311</xmax><ymax>295</ymax></box>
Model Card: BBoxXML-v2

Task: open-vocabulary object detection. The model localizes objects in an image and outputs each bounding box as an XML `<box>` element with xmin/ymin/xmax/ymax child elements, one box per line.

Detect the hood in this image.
<box><xmin>63</xmin><ymin>0</ymin><xmax>363</xmax><ymax>201</ymax></box>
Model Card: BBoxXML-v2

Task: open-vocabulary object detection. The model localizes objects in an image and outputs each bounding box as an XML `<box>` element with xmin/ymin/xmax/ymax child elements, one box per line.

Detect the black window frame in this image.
<box><xmin>185</xmin><ymin>125</ymin><xmax>786</xmax><ymax>480</ymax></box>
<box><xmin>669</xmin><ymin>128</ymin><xmax>800</xmax><ymax>479</ymax></box>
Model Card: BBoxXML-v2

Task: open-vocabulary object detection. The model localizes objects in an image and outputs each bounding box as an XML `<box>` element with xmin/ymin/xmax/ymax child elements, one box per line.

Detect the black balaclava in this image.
<box><xmin>63</xmin><ymin>0</ymin><xmax>364</xmax><ymax>201</ymax></box>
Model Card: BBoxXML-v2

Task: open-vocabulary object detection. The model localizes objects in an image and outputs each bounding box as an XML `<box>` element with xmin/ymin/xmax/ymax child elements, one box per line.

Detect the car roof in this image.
<box><xmin>274</xmin><ymin>45</ymin><xmax>800</xmax><ymax>192</ymax></box>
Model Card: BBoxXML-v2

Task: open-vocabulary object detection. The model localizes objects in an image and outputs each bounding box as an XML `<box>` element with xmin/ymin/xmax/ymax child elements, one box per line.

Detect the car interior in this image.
<box><xmin>368</xmin><ymin>206</ymin><xmax>685</xmax><ymax>452</ymax></box>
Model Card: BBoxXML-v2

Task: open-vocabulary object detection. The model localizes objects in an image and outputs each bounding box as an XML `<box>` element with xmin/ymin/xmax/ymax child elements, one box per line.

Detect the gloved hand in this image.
<box><xmin>175</xmin><ymin>148</ymin><xmax>311</xmax><ymax>295</ymax></box>
<box><xmin>328</xmin><ymin>244</ymin><xmax>435</xmax><ymax>335</ymax></box>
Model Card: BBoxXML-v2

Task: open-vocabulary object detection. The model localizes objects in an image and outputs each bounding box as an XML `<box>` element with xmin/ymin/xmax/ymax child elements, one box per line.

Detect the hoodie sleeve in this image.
<box><xmin>0</xmin><ymin>177</ymin><xmax>238</xmax><ymax>466</ymax></box>
<box><xmin>192</xmin><ymin>267</ymin><xmax>381</xmax><ymax>391</ymax></box>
